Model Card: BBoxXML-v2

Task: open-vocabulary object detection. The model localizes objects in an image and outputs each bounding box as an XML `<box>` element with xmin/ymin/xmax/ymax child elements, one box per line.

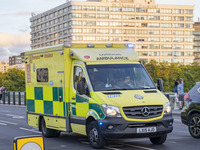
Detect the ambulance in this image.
<box><xmin>25</xmin><ymin>43</ymin><xmax>173</xmax><ymax>148</ymax></box>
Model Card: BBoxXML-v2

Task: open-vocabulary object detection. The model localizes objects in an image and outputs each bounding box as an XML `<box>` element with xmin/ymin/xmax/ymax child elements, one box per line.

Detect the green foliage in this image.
<box><xmin>144</xmin><ymin>60</ymin><xmax>200</xmax><ymax>93</ymax></box>
<box><xmin>0</xmin><ymin>68</ymin><xmax>25</xmax><ymax>91</ymax></box>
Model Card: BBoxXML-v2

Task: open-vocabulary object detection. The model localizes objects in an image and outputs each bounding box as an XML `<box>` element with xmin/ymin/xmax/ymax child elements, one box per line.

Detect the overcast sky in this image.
<box><xmin>0</xmin><ymin>0</ymin><xmax>199</xmax><ymax>61</ymax></box>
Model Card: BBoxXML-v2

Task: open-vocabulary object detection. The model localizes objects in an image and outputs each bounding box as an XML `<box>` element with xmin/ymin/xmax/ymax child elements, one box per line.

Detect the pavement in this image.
<box><xmin>172</xmin><ymin>109</ymin><xmax>182</xmax><ymax>116</ymax></box>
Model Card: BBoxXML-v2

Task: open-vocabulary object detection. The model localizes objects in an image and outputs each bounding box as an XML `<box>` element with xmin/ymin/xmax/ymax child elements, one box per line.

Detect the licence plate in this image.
<box><xmin>136</xmin><ymin>127</ymin><xmax>157</xmax><ymax>133</ymax></box>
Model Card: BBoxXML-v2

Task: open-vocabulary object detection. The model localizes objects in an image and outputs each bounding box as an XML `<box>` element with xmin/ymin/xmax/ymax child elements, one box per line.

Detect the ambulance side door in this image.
<box><xmin>70</xmin><ymin>64</ymin><xmax>90</xmax><ymax>124</ymax></box>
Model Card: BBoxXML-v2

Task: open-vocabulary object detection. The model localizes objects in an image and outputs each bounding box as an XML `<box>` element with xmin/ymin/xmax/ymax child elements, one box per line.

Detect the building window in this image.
<box><xmin>83</xmin><ymin>29</ymin><xmax>96</xmax><ymax>34</ymax></box>
<box><xmin>83</xmin><ymin>21</ymin><xmax>96</xmax><ymax>26</ymax></box>
<box><xmin>161</xmin><ymin>16</ymin><xmax>171</xmax><ymax>21</ymax></box>
<box><xmin>83</xmin><ymin>13</ymin><xmax>96</xmax><ymax>18</ymax></box>
<box><xmin>161</xmin><ymin>52</ymin><xmax>172</xmax><ymax>56</ymax></box>
<box><xmin>83</xmin><ymin>36</ymin><xmax>95</xmax><ymax>41</ymax></box>
<box><xmin>173</xmin><ymin>9</ymin><xmax>184</xmax><ymax>14</ymax></box>
<box><xmin>96</xmin><ymin>29</ymin><xmax>109</xmax><ymax>34</ymax></box>
<box><xmin>97</xmin><ymin>14</ymin><xmax>109</xmax><ymax>19</ymax></box>
<box><xmin>136</xmin><ymin>8</ymin><xmax>147</xmax><ymax>13</ymax></box>
<box><xmin>148</xmin><ymin>9</ymin><xmax>160</xmax><ymax>13</ymax></box>
<box><xmin>37</xmin><ymin>68</ymin><xmax>48</xmax><ymax>82</ymax></box>
<box><xmin>71</xmin><ymin>13</ymin><xmax>82</xmax><ymax>18</ymax></box>
<box><xmin>149</xmin><ymin>37</ymin><xmax>160</xmax><ymax>42</ymax></box>
<box><xmin>97</xmin><ymin>6</ymin><xmax>109</xmax><ymax>11</ymax></box>
<box><xmin>70</xmin><ymin>6</ymin><xmax>82</xmax><ymax>10</ymax></box>
<box><xmin>185</xmin><ymin>24</ymin><xmax>193</xmax><ymax>28</ymax></box>
<box><xmin>83</xmin><ymin>6</ymin><xmax>96</xmax><ymax>11</ymax></box>
<box><xmin>96</xmin><ymin>36</ymin><xmax>109</xmax><ymax>41</ymax></box>
<box><xmin>160</xmin><ymin>9</ymin><xmax>172</xmax><ymax>13</ymax></box>
<box><xmin>148</xmin><ymin>16</ymin><xmax>160</xmax><ymax>20</ymax></box>
<box><xmin>123</xmin><ymin>7</ymin><xmax>134</xmax><ymax>12</ymax></box>
<box><xmin>110</xmin><ymin>22</ymin><xmax>121</xmax><ymax>26</ymax></box>
<box><xmin>185</xmin><ymin>10</ymin><xmax>193</xmax><ymax>14</ymax></box>
<box><xmin>110</xmin><ymin>14</ymin><xmax>122</xmax><ymax>19</ymax></box>
<box><xmin>173</xmin><ymin>37</ymin><xmax>184</xmax><ymax>42</ymax></box>
<box><xmin>110</xmin><ymin>7</ymin><xmax>122</xmax><ymax>12</ymax></box>
<box><xmin>110</xmin><ymin>37</ymin><xmax>121</xmax><ymax>41</ymax></box>
<box><xmin>110</xmin><ymin>29</ymin><xmax>122</xmax><ymax>34</ymax></box>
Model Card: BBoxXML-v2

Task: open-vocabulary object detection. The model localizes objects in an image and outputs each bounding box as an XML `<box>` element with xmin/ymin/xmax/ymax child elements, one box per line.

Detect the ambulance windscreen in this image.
<box><xmin>86</xmin><ymin>64</ymin><xmax>156</xmax><ymax>91</ymax></box>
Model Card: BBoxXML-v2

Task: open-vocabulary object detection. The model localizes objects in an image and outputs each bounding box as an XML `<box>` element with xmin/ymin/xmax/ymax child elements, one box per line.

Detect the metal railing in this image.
<box><xmin>0</xmin><ymin>92</ymin><xmax>26</xmax><ymax>106</ymax></box>
<box><xmin>164</xmin><ymin>93</ymin><xmax>179</xmax><ymax>110</ymax></box>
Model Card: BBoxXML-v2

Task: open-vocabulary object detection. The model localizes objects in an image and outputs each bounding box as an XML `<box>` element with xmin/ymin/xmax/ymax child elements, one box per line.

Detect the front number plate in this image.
<box><xmin>136</xmin><ymin>127</ymin><xmax>157</xmax><ymax>133</ymax></box>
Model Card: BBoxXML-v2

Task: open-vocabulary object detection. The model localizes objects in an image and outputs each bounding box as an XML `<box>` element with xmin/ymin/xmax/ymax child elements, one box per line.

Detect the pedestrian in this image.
<box><xmin>0</xmin><ymin>85</ymin><xmax>2</xmax><ymax>100</ymax></box>
<box><xmin>177</xmin><ymin>79</ymin><xmax>184</xmax><ymax>110</ymax></box>
<box><xmin>174</xmin><ymin>81</ymin><xmax>179</xmax><ymax>103</ymax></box>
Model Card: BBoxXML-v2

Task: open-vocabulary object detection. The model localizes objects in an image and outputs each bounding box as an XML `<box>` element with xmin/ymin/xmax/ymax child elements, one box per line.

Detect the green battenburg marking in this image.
<box><xmin>71</xmin><ymin>103</ymin><xmax>76</xmax><ymax>115</ymax></box>
<box><xmin>44</xmin><ymin>101</ymin><xmax>53</xmax><ymax>115</ymax></box>
<box><xmin>35</xmin><ymin>87</ymin><xmax>43</xmax><ymax>100</ymax></box>
<box><xmin>53</xmin><ymin>87</ymin><xmax>63</xmax><ymax>101</ymax></box>
<box><xmin>89</xmin><ymin>103</ymin><xmax>105</xmax><ymax>119</ymax></box>
<box><xmin>65</xmin><ymin>102</ymin><xmax>69</xmax><ymax>116</ymax></box>
<box><xmin>53</xmin><ymin>87</ymin><xmax>58</xmax><ymax>101</ymax></box>
<box><xmin>76</xmin><ymin>95</ymin><xmax>88</xmax><ymax>103</ymax></box>
<box><xmin>59</xmin><ymin>87</ymin><xmax>63</xmax><ymax>102</ymax></box>
<box><xmin>27</xmin><ymin>99</ymin><xmax>35</xmax><ymax>112</ymax></box>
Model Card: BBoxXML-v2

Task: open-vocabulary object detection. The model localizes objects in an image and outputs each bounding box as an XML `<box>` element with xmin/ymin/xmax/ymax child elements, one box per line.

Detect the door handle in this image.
<box><xmin>59</xmin><ymin>96</ymin><xmax>62</xmax><ymax>102</ymax></box>
<box><xmin>72</xmin><ymin>97</ymin><xmax>76</xmax><ymax>100</ymax></box>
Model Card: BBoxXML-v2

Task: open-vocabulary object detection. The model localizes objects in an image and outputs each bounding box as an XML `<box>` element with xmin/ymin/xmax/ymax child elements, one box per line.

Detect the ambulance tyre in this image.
<box><xmin>41</xmin><ymin>117</ymin><xmax>60</xmax><ymax>138</ymax></box>
<box><xmin>88</xmin><ymin>121</ymin><xmax>106</xmax><ymax>149</ymax></box>
<box><xmin>149</xmin><ymin>134</ymin><xmax>167</xmax><ymax>145</ymax></box>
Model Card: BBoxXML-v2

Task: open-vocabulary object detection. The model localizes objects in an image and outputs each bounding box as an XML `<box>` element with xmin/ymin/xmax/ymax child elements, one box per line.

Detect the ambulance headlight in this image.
<box><xmin>164</xmin><ymin>102</ymin><xmax>172</xmax><ymax>115</ymax></box>
<box><xmin>101</xmin><ymin>104</ymin><xmax>121</xmax><ymax>117</ymax></box>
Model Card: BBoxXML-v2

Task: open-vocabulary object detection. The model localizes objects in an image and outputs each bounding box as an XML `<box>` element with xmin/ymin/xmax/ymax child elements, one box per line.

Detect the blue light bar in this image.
<box><xmin>99</xmin><ymin>122</ymin><xmax>103</xmax><ymax>126</ymax></box>
<box><xmin>126</xmin><ymin>43</ymin><xmax>134</xmax><ymax>48</ymax></box>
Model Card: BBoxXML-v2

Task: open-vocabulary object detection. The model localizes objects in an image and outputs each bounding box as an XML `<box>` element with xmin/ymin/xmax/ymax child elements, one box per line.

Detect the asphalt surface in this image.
<box><xmin>0</xmin><ymin>104</ymin><xmax>199</xmax><ymax>150</ymax></box>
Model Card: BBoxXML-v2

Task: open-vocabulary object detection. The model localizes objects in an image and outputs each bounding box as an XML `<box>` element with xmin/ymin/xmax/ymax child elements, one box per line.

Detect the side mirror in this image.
<box><xmin>157</xmin><ymin>78</ymin><xmax>164</xmax><ymax>92</ymax></box>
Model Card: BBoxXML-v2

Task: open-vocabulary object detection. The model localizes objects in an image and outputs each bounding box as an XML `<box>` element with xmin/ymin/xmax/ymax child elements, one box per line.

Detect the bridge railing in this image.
<box><xmin>0</xmin><ymin>92</ymin><xmax>26</xmax><ymax>106</ymax></box>
<box><xmin>0</xmin><ymin>91</ymin><xmax>179</xmax><ymax>109</ymax></box>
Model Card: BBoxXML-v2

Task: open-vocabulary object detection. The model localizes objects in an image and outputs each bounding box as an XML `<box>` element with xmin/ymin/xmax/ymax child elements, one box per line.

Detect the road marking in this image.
<box><xmin>0</xmin><ymin>122</ymin><xmax>7</xmax><ymax>126</ymax></box>
<box><xmin>0</xmin><ymin>110</ymin><xmax>10</xmax><ymax>113</ymax></box>
<box><xmin>0</xmin><ymin>120</ymin><xmax>18</xmax><ymax>125</ymax></box>
<box><xmin>105</xmin><ymin>146</ymin><xmax>122</xmax><ymax>150</ymax></box>
<box><xmin>119</xmin><ymin>143</ymin><xmax>156</xmax><ymax>150</ymax></box>
<box><xmin>81</xmin><ymin>141</ymin><xmax>90</xmax><ymax>145</ymax></box>
<box><xmin>19</xmin><ymin>127</ymin><xmax>41</xmax><ymax>134</ymax></box>
<box><xmin>6</xmin><ymin>114</ymin><xmax>25</xmax><ymax>119</ymax></box>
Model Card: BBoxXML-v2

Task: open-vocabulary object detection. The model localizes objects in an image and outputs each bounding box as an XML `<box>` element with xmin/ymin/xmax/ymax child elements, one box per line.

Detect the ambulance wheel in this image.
<box><xmin>88</xmin><ymin>121</ymin><xmax>106</xmax><ymax>149</ymax></box>
<box><xmin>149</xmin><ymin>134</ymin><xmax>167</xmax><ymax>145</ymax></box>
<box><xmin>41</xmin><ymin>117</ymin><xmax>59</xmax><ymax>137</ymax></box>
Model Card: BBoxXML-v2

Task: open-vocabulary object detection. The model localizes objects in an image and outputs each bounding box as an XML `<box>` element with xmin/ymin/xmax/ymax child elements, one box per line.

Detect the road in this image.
<box><xmin>0</xmin><ymin>104</ymin><xmax>199</xmax><ymax>150</ymax></box>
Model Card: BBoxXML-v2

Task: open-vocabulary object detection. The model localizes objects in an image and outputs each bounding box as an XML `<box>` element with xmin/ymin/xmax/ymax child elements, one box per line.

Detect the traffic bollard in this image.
<box><xmin>2</xmin><ymin>92</ymin><xmax>5</xmax><ymax>104</ymax></box>
<box><xmin>13</xmin><ymin>92</ymin><xmax>15</xmax><ymax>105</ymax></box>
<box><xmin>18</xmin><ymin>92</ymin><xmax>21</xmax><ymax>105</ymax></box>
<box><xmin>8</xmin><ymin>92</ymin><xmax>10</xmax><ymax>104</ymax></box>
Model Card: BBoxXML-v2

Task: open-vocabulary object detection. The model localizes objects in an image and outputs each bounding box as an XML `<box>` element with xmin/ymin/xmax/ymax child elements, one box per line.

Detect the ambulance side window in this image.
<box><xmin>73</xmin><ymin>66</ymin><xmax>87</xmax><ymax>91</ymax></box>
<box><xmin>37</xmin><ymin>68</ymin><xmax>48</xmax><ymax>82</ymax></box>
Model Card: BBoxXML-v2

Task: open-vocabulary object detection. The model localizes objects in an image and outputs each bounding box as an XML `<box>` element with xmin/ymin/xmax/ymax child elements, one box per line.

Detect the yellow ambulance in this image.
<box><xmin>25</xmin><ymin>43</ymin><xmax>173</xmax><ymax>148</ymax></box>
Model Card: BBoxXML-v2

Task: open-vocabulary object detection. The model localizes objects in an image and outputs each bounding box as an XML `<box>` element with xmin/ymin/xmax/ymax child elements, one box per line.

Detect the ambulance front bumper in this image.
<box><xmin>98</xmin><ymin>115</ymin><xmax>173</xmax><ymax>139</ymax></box>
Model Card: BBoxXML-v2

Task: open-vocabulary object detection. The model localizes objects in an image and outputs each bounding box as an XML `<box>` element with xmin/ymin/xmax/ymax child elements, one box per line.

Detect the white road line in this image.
<box><xmin>19</xmin><ymin>127</ymin><xmax>41</xmax><ymax>134</ymax></box>
<box><xmin>0</xmin><ymin>120</ymin><xmax>18</xmax><ymax>125</ymax></box>
<box><xmin>0</xmin><ymin>122</ymin><xmax>7</xmax><ymax>126</ymax></box>
<box><xmin>105</xmin><ymin>146</ymin><xmax>122</xmax><ymax>150</ymax></box>
<box><xmin>81</xmin><ymin>141</ymin><xmax>90</xmax><ymax>145</ymax></box>
<box><xmin>119</xmin><ymin>143</ymin><xmax>156</xmax><ymax>150</ymax></box>
<box><xmin>6</xmin><ymin>114</ymin><xmax>25</xmax><ymax>119</ymax></box>
<box><xmin>0</xmin><ymin>110</ymin><xmax>10</xmax><ymax>113</ymax></box>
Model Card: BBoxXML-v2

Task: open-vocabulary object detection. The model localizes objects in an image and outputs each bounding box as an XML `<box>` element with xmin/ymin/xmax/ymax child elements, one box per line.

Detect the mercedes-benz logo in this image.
<box><xmin>141</xmin><ymin>107</ymin><xmax>150</xmax><ymax>117</ymax></box>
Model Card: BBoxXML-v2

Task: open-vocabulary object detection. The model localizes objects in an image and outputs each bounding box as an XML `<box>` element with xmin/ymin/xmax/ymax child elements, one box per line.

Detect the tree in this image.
<box><xmin>1</xmin><ymin>68</ymin><xmax>25</xmax><ymax>91</ymax></box>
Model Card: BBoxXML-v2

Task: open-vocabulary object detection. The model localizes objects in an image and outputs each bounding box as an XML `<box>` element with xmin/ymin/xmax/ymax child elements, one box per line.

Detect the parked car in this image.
<box><xmin>181</xmin><ymin>82</ymin><xmax>200</xmax><ymax>138</ymax></box>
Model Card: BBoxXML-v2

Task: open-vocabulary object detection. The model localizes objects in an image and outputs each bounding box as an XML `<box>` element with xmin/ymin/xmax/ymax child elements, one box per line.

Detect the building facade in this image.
<box><xmin>0</xmin><ymin>61</ymin><xmax>9</xmax><ymax>73</ymax></box>
<box><xmin>194</xmin><ymin>20</ymin><xmax>200</xmax><ymax>62</ymax></box>
<box><xmin>30</xmin><ymin>0</ymin><xmax>194</xmax><ymax>64</ymax></box>
<box><xmin>9</xmin><ymin>53</ymin><xmax>25</xmax><ymax>66</ymax></box>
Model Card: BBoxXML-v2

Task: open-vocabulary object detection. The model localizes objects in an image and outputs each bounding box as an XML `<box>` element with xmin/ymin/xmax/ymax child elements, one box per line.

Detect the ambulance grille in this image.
<box><xmin>123</xmin><ymin>105</ymin><xmax>163</xmax><ymax>119</ymax></box>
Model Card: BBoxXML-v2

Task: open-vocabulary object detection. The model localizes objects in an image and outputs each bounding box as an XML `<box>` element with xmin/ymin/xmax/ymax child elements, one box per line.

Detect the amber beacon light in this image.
<box><xmin>13</xmin><ymin>135</ymin><xmax>44</xmax><ymax>150</ymax></box>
